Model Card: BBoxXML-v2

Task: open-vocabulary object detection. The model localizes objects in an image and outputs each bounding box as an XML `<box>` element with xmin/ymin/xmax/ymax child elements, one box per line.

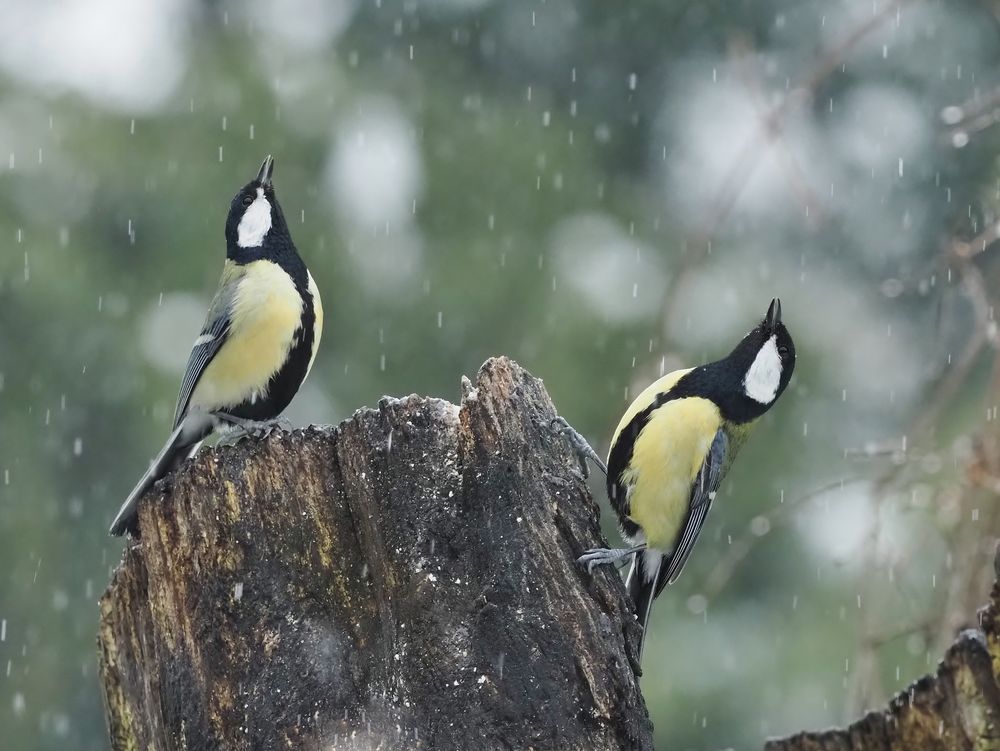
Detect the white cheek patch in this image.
<box><xmin>743</xmin><ymin>335</ymin><xmax>782</xmax><ymax>404</ymax></box>
<box><xmin>237</xmin><ymin>187</ymin><xmax>272</xmax><ymax>248</ymax></box>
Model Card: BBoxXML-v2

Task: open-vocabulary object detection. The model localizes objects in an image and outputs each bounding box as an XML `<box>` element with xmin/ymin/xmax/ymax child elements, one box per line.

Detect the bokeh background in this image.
<box><xmin>3</xmin><ymin>0</ymin><xmax>1000</xmax><ymax>748</ymax></box>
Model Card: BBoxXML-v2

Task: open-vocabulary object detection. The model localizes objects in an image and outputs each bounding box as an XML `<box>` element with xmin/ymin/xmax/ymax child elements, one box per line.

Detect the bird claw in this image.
<box><xmin>214</xmin><ymin>414</ymin><xmax>292</xmax><ymax>442</ymax></box>
<box><xmin>549</xmin><ymin>416</ymin><xmax>608</xmax><ymax>478</ymax></box>
<box><xmin>250</xmin><ymin>417</ymin><xmax>292</xmax><ymax>438</ymax></box>
<box><xmin>577</xmin><ymin>545</ymin><xmax>644</xmax><ymax>573</ymax></box>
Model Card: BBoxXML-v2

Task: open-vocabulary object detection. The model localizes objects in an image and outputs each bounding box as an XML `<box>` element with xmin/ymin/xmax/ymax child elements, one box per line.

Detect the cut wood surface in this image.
<box><xmin>98</xmin><ymin>357</ymin><xmax>652</xmax><ymax>751</ymax></box>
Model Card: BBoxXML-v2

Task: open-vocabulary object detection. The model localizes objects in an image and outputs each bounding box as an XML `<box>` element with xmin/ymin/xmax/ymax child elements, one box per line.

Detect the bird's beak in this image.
<box><xmin>256</xmin><ymin>155</ymin><xmax>274</xmax><ymax>188</ymax></box>
<box><xmin>765</xmin><ymin>297</ymin><xmax>782</xmax><ymax>332</ymax></box>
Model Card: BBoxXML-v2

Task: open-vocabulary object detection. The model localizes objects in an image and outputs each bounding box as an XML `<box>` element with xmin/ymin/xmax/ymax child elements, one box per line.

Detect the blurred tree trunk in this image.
<box><xmin>97</xmin><ymin>357</ymin><xmax>652</xmax><ymax>751</ymax></box>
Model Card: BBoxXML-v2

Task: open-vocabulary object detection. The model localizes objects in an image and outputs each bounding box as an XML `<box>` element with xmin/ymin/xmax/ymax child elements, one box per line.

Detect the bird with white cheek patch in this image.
<box><xmin>110</xmin><ymin>155</ymin><xmax>324</xmax><ymax>537</ymax></box>
<box><xmin>554</xmin><ymin>298</ymin><xmax>795</xmax><ymax>660</ymax></box>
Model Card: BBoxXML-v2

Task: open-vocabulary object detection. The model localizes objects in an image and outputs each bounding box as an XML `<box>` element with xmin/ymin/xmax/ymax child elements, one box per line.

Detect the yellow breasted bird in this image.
<box><xmin>558</xmin><ymin>298</ymin><xmax>794</xmax><ymax>658</ymax></box>
<box><xmin>110</xmin><ymin>156</ymin><xmax>323</xmax><ymax>536</ymax></box>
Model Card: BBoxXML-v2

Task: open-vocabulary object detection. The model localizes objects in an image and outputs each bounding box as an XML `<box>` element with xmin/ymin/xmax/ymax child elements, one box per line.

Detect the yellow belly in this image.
<box><xmin>622</xmin><ymin>396</ymin><xmax>721</xmax><ymax>549</ymax></box>
<box><xmin>189</xmin><ymin>261</ymin><xmax>303</xmax><ymax>411</ymax></box>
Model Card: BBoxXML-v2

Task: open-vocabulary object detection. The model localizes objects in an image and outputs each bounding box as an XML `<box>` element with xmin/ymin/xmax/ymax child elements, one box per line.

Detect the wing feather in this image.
<box><xmin>659</xmin><ymin>428</ymin><xmax>728</xmax><ymax>590</ymax></box>
<box><xmin>172</xmin><ymin>269</ymin><xmax>241</xmax><ymax>427</ymax></box>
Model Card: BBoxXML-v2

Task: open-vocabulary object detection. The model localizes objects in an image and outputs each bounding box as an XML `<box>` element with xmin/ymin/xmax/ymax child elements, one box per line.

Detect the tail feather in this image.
<box><xmin>626</xmin><ymin>550</ymin><xmax>666</xmax><ymax>662</ymax></box>
<box><xmin>110</xmin><ymin>413</ymin><xmax>215</xmax><ymax>536</ymax></box>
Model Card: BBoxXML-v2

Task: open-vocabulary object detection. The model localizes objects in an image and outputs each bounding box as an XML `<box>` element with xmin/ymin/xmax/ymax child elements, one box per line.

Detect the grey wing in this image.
<box><xmin>660</xmin><ymin>428</ymin><xmax>729</xmax><ymax>586</ymax></box>
<box><xmin>172</xmin><ymin>281</ymin><xmax>237</xmax><ymax>428</ymax></box>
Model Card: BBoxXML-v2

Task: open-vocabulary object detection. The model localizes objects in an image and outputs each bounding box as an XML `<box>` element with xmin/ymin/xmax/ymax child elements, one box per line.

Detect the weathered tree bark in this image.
<box><xmin>767</xmin><ymin>554</ymin><xmax>1000</xmax><ymax>751</ymax></box>
<box><xmin>98</xmin><ymin>357</ymin><xmax>652</xmax><ymax>751</ymax></box>
<box><xmin>99</xmin><ymin>355</ymin><xmax>1000</xmax><ymax>751</ymax></box>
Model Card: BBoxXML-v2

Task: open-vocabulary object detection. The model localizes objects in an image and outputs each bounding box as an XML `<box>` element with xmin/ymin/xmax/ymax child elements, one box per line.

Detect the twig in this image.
<box><xmin>941</xmin><ymin>85</ymin><xmax>1000</xmax><ymax>146</ymax></box>
<box><xmin>727</xmin><ymin>35</ymin><xmax>826</xmax><ymax>230</ymax></box>
<box><xmin>951</xmin><ymin>221</ymin><xmax>1000</xmax><ymax>259</ymax></box>
<box><xmin>692</xmin><ymin>0</ymin><xmax>906</xmax><ymax>245</ymax></box>
<box><xmin>702</xmin><ymin>477</ymin><xmax>870</xmax><ymax>599</ymax></box>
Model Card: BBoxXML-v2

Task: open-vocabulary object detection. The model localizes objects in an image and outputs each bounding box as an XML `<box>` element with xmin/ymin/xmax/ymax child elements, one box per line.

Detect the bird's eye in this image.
<box><xmin>242</xmin><ymin>195</ymin><xmax>253</xmax><ymax>207</ymax></box>
<box><xmin>778</xmin><ymin>346</ymin><xmax>789</xmax><ymax>356</ymax></box>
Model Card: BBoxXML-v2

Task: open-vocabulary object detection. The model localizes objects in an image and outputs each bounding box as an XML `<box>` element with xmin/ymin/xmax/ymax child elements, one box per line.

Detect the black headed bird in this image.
<box><xmin>557</xmin><ymin>298</ymin><xmax>794</xmax><ymax>658</ymax></box>
<box><xmin>110</xmin><ymin>156</ymin><xmax>323</xmax><ymax>536</ymax></box>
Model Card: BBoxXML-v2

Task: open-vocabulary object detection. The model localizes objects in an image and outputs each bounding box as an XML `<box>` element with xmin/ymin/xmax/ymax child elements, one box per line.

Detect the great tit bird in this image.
<box><xmin>559</xmin><ymin>298</ymin><xmax>794</xmax><ymax>659</ymax></box>
<box><xmin>109</xmin><ymin>155</ymin><xmax>324</xmax><ymax>537</ymax></box>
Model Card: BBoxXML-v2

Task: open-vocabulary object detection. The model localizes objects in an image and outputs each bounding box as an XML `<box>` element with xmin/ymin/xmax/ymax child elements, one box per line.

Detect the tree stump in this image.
<box><xmin>99</xmin><ymin>355</ymin><xmax>1000</xmax><ymax>750</ymax></box>
<box><xmin>767</xmin><ymin>553</ymin><xmax>1000</xmax><ymax>751</ymax></box>
<box><xmin>98</xmin><ymin>357</ymin><xmax>652</xmax><ymax>751</ymax></box>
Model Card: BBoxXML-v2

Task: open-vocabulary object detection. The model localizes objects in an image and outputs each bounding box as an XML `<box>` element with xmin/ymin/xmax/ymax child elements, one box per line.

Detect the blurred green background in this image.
<box><xmin>3</xmin><ymin>0</ymin><xmax>1000</xmax><ymax>748</ymax></box>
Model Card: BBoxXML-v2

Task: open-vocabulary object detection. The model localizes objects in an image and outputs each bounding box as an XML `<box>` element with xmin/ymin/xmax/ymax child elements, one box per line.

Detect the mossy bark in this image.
<box><xmin>98</xmin><ymin>357</ymin><xmax>652</xmax><ymax>751</ymax></box>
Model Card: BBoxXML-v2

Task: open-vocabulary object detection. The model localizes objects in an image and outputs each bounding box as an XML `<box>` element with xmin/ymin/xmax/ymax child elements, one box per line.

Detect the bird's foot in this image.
<box><xmin>577</xmin><ymin>545</ymin><xmax>646</xmax><ymax>573</ymax></box>
<box><xmin>214</xmin><ymin>414</ymin><xmax>292</xmax><ymax>442</ymax></box>
<box><xmin>549</xmin><ymin>416</ymin><xmax>608</xmax><ymax>478</ymax></box>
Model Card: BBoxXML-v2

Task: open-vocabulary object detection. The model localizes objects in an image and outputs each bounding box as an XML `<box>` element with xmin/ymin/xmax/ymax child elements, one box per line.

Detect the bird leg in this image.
<box><xmin>213</xmin><ymin>413</ymin><xmax>292</xmax><ymax>441</ymax></box>
<box><xmin>577</xmin><ymin>544</ymin><xmax>646</xmax><ymax>573</ymax></box>
<box><xmin>549</xmin><ymin>416</ymin><xmax>608</xmax><ymax>478</ymax></box>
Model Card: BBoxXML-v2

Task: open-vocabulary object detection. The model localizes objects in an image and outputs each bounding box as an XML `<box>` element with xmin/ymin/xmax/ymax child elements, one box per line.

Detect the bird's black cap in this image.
<box><xmin>225</xmin><ymin>154</ymin><xmax>294</xmax><ymax>262</ymax></box>
<box><xmin>675</xmin><ymin>296</ymin><xmax>796</xmax><ymax>423</ymax></box>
